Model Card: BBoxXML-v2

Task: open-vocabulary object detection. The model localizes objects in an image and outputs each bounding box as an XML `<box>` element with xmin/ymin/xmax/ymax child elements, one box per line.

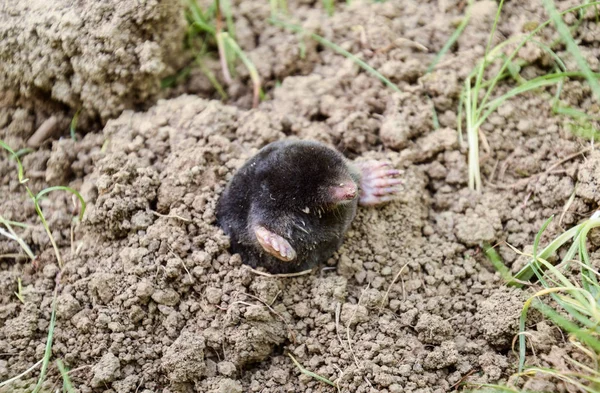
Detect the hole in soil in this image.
<box><xmin>148</xmin><ymin>198</ymin><xmax>158</xmax><ymax>213</ymax></box>
<box><xmin>309</xmin><ymin>112</ymin><xmax>329</xmax><ymax>122</ymax></box>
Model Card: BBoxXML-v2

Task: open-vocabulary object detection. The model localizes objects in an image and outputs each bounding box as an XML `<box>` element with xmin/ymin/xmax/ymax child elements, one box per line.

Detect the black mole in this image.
<box><xmin>216</xmin><ymin>140</ymin><xmax>402</xmax><ymax>274</ymax></box>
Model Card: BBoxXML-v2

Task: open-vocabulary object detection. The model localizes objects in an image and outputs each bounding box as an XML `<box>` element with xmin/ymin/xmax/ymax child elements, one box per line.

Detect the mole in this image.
<box><xmin>216</xmin><ymin>140</ymin><xmax>402</xmax><ymax>274</ymax></box>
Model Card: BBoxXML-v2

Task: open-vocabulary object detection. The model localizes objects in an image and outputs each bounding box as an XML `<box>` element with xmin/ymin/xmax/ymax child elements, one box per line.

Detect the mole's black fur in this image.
<box><xmin>216</xmin><ymin>140</ymin><xmax>360</xmax><ymax>274</ymax></box>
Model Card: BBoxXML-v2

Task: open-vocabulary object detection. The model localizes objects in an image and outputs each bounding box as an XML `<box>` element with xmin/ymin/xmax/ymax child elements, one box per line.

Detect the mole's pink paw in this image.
<box><xmin>355</xmin><ymin>161</ymin><xmax>403</xmax><ymax>206</ymax></box>
<box><xmin>254</xmin><ymin>226</ymin><xmax>297</xmax><ymax>262</ymax></box>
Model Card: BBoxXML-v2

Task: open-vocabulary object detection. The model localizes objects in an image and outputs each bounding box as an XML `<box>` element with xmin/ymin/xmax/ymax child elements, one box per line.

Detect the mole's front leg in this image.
<box><xmin>254</xmin><ymin>226</ymin><xmax>297</xmax><ymax>262</ymax></box>
<box><xmin>354</xmin><ymin>161</ymin><xmax>403</xmax><ymax>206</ymax></box>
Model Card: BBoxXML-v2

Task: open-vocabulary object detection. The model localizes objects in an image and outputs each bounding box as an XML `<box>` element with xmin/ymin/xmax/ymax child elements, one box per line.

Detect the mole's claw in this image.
<box><xmin>254</xmin><ymin>226</ymin><xmax>297</xmax><ymax>262</ymax></box>
<box><xmin>373</xmin><ymin>186</ymin><xmax>402</xmax><ymax>196</ymax></box>
<box><xmin>371</xmin><ymin>177</ymin><xmax>403</xmax><ymax>188</ymax></box>
<box><xmin>356</xmin><ymin>160</ymin><xmax>403</xmax><ymax>206</ymax></box>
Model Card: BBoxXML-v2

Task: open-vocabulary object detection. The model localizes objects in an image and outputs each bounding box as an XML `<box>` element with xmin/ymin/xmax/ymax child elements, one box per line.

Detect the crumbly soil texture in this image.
<box><xmin>1</xmin><ymin>1</ymin><xmax>599</xmax><ymax>392</ymax></box>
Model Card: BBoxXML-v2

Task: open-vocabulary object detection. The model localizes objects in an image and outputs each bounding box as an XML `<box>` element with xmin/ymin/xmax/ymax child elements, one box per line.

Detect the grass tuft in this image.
<box><xmin>542</xmin><ymin>0</ymin><xmax>600</xmax><ymax>101</ymax></box>
<box><xmin>481</xmin><ymin>213</ymin><xmax>600</xmax><ymax>392</ymax></box>
<box><xmin>1</xmin><ymin>140</ymin><xmax>87</xmax><ymax>391</ymax></box>
<box><xmin>184</xmin><ymin>0</ymin><xmax>262</xmax><ymax>107</ymax></box>
<box><xmin>459</xmin><ymin>1</ymin><xmax>600</xmax><ymax>191</ymax></box>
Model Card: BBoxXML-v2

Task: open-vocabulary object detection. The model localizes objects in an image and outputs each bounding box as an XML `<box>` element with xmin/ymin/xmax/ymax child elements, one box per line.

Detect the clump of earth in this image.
<box><xmin>1</xmin><ymin>0</ymin><xmax>598</xmax><ymax>392</ymax></box>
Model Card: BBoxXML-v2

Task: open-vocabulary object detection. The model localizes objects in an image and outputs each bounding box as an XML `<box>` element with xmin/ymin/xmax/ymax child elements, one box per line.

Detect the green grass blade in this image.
<box><xmin>0</xmin><ymin>219</ymin><xmax>29</xmax><ymax>229</ymax></box>
<box><xmin>223</xmin><ymin>34</ymin><xmax>262</xmax><ymax>107</ymax></box>
<box><xmin>322</xmin><ymin>0</ymin><xmax>334</xmax><ymax>16</ymax></box>
<box><xmin>0</xmin><ymin>139</ymin><xmax>28</xmax><ymax>183</ymax></box>
<box><xmin>533</xmin><ymin>216</ymin><xmax>553</xmax><ymax>258</ymax></box>
<box><xmin>187</xmin><ymin>0</ymin><xmax>209</xmax><ymax>25</ymax></box>
<box><xmin>484</xmin><ymin>0</ymin><xmax>505</xmax><ymax>57</ymax></box>
<box><xmin>472</xmin><ymin>0</ymin><xmax>505</xmax><ymax>114</ymax></box>
<box><xmin>477</xmin><ymin>1</ymin><xmax>600</xmax><ymax>112</ymax></box>
<box><xmin>35</xmin><ymin>186</ymin><xmax>87</xmax><ymax>222</ymax></box>
<box><xmin>483</xmin><ymin>242</ymin><xmax>513</xmax><ymax>283</ymax></box>
<box><xmin>190</xmin><ymin>20</ymin><xmax>216</xmax><ymax>35</ymax></box>
<box><xmin>476</xmin><ymin>77</ymin><xmax>562</xmax><ymax>129</ymax></box>
<box><xmin>270</xmin><ymin>18</ymin><xmax>401</xmax><ymax>94</ymax></box>
<box><xmin>56</xmin><ymin>359</ymin><xmax>75</xmax><ymax>393</ymax></box>
<box><xmin>529</xmin><ymin>39</ymin><xmax>567</xmax><ymax>72</ymax></box>
<box><xmin>535</xmin><ymin>302</ymin><xmax>600</xmax><ymax>352</ymax></box>
<box><xmin>514</xmin><ymin>223</ymin><xmax>581</xmax><ymax>286</ymax></box>
<box><xmin>220</xmin><ymin>0</ymin><xmax>236</xmax><ymax>39</ymax></box>
<box><xmin>426</xmin><ymin>0</ymin><xmax>472</xmax><ymax>73</ymax></box>
<box><xmin>477</xmin><ymin>72</ymin><xmax>599</xmax><ymax>129</ymax></box>
<box><xmin>13</xmin><ymin>148</ymin><xmax>33</xmax><ymax>159</ymax></box>
<box><xmin>32</xmin><ymin>291</ymin><xmax>58</xmax><ymax>393</ymax></box>
<box><xmin>426</xmin><ymin>95</ymin><xmax>440</xmax><ymax>130</ymax></box>
<box><xmin>196</xmin><ymin>57</ymin><xmax>228</xmax><ymax>100</ymax></box>
<box><xmin>288</xmin><ymin>353</ymin><xmax>337</xmax><ymax>387</ymax></box>
<box><xmin>69</xmin><ymin>109</ymin><xmax>80</xmax><ymax>141</ymax></box>
<box><xmin>518</xmin><ymin>297</ymin><xmax>535</xmax><ymax>372</ymax></box>
<box><xmin>542</xmin><ymin>0</ymin><xmax>600</xmax><ymax>102</ymax></box>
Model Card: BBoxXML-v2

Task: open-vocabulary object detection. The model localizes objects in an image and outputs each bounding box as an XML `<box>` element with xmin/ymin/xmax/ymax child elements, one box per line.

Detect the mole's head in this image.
<box><xmin>256</xmin><ymin>141</ymin><xmax>358</xmax><ymax>211</ymax></box>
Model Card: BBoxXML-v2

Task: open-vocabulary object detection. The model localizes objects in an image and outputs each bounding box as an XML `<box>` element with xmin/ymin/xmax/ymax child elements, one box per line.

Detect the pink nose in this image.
<box><xmin>331</xmin><ymin>182</ymin><xmax>358</xmax><ymax>202</ymax></box>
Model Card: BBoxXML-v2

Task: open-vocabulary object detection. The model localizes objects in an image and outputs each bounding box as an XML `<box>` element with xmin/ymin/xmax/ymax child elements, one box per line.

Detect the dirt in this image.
<box><xmin>0</xmin><ymin>0</ymin><xmax>187</xmax><ymax>123</ymax></box>
<box><xmin>1</xmin><ymin>0</ymin><xmax>599</xmax><ymax>392</ymax></box>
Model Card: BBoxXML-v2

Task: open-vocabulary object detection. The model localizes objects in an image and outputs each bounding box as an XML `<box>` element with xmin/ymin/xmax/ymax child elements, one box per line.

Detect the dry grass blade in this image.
<box><xmin>0</xmin><ymin>215</ymin><xmax>35</xmax><ymax>261</ymax></box>
<box><xmin>243</xmin><ymin>264</ymin><xmax>314</xmax><ymax>277</ymax></box>
<box><xmin>378</xmin><ymin>263</ymin><xmax>408</xmax><ymax>313</ymax></box>
<box><xmin>0</xmin><ymin>360</ymin><xmax>43</xmax><ymax>388</ymax></box>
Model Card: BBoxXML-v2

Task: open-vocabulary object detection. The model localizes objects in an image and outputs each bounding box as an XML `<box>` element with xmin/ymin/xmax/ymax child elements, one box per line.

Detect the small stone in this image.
<box><xmin>389</xmin><ymin>383</ymin><xmax>403</xmax><ymax>393</ymax></box>
<box><xmin>136</xmin><ymin>280</ymin><xmax>154</xmax><ymax>302</ymax></box>
<box><xmin>131</xmin><ymin>210</ymin><xmax>153</xmax><ymax>230</ymax></box>
<box><xmin>88</xmin><ymin>273</ymin><xmax>116</xmax><ymax>304</ymax></box>
<box><xmin>398</xmin><ymin>364</ymin><xmax>412</xmax><ymax>376</ymax></box>
<box><xmin>129</xmin><ymin>305</ymin><xmax>145</xmax><ymax>323</ymax></box>
<box><xmin>43</xmin><ymin>264</ymin><xmax>59</xmax><ymax>279</ymax></box>
<box><xmin>244</xmin><ymin>305</ymin><xmax>271</xmax><ymax>322</ymax></box>
<box><xmin>91</xmin><ymin>352</ymin><xmax>120</xmax><ymax>387</ymax></box>
<box><xmin>294</xmin><ymin>302</ymin><xmax>310</xmax><ymax>317</ymax></box>
<box><xmin>340</xmin><ymin>303</ymin><xmax>369</xmax><ymax>325</ymax></box>
<box><xmin>151</xmin><ymin>289</ymin><xmax>180</xmax><ymax>306</ymax></box>
<box><xmin>57</xmin><ymin>293</ymin><xmax>82</xmax><ymax>320</ymax></box>
<box><xmin>455</xmin><ymin>214</ymin><xmax>495</xmax><ymax>246</ymax></box>
<box><xmin>423</xmin><ymin>341</ymin><xmax>459</xmax><ymax>370</ymax></box>
<box><xmin>415</xmin><ymin>314</ymin><xmax>455</xmax><ymax>344</ymax></box>
<box><xmin>218</xmin><ymin>378</ymin><xmax>242</xmax><ymax>393</ymax></box>
<box><xmin>162</xmin><ymin>331</ymin><xmax>206</xmax><ymax>382</ymax></box>
<box><xmin>217</xmin><ymin>361</ymin><xmax>236</xmax><ymax>377</ymax></box>
<box><xmin>205</xmin><ymin>287</ymin><xmax>222</xmax><ymax>305</ymax></box>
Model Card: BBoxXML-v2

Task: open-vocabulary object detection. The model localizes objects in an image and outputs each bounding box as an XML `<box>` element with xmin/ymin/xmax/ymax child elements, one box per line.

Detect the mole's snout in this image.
<box><xmin>331</xmin><ymin>181</ymin><xmax>358</xmax><ymax>202</ymax></box>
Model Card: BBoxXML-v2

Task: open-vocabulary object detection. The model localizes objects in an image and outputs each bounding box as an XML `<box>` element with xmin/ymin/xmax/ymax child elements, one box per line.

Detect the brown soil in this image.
<box><xmin>1</xmin><ymin>1</ymin><xmax>599</xmax><ymax>392</ymax></box>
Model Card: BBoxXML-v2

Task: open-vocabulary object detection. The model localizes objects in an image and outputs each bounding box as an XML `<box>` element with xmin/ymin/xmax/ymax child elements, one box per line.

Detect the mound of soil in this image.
<box><xmin>0</xmin><ymin>0</ymin><xmax>187</xmax><ymax>122</ymax></box>
<box><xmin>1</xmin><ymin>0</ymin><xmax>599</xmax><ymax>392</ymax></box>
